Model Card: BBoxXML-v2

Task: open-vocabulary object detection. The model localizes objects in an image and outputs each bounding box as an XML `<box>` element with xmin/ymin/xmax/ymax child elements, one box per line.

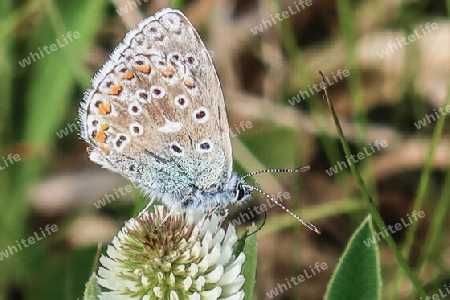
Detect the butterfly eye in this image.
<box><xmin>236</xmin><ymin>185</ymin><xmax>246</xmax><ymax>202</ymax></box>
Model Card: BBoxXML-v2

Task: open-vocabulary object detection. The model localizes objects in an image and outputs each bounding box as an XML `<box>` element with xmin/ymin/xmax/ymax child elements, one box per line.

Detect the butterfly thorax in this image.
<box><xmin>138</xmin><ymin>161</ymin><xmax>251</xmax><ymax>209</ymax></box>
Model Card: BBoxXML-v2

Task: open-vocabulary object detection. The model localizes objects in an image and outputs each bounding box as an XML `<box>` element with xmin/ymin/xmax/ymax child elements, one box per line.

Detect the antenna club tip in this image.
<box><xmin>295</xmin><ymin>166</ymin><xmax>311</xmax><ymax>172</ymax></box>
<box><xmin>314</xmin><ymin>228</ymin><xmax>321</xmax><ymax>234</ymax></box>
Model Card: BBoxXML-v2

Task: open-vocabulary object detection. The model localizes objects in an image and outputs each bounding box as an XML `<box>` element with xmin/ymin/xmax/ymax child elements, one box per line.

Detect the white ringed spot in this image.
<box><xmin>113</xmin><ymin>134</ymin><xmax>130</xmax><ymax>152</ymax></box>
<box><xmin>128</xmin><ymin>101</ymin><xmax>143</xmax><ymax>116</ymax></box>
<box><xmin>174</xmin><ymin>94</ymin><xmax>189</xmax><ymax>109</ymax></box>
<box><xmin>192</xmin><ymin>107</ymin><xmax>209</xmax><ymax>123</ymax></box>
<box><xmin>135</xmin><ymin>89</ymin><xmax>151</xmax><ymax>103</ymax></box>
<box><xmin>150</xmin><ymin>85</ymin><xmax>165</xmax><ymax>99</ymax></box>
<box><xmin>129</xmin><ymin>122</ymin><xmax>144</xmax><ymax>136</ymax></box>
<box><xmin>196</xmin><ymin>139</ymin><xmax>214</xmax><ymax>153</ymax></box>
<box><xmin>169</xmin><ymin>142</ymin><xmax>184</xmax><ymax>157</ymax></box>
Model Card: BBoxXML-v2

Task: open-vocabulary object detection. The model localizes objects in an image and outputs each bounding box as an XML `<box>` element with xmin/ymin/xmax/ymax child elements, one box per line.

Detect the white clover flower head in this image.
<box><xmin>97</xmin><ymin>205</ymin><xmax>245</xmax><ymax>299</ymax></box>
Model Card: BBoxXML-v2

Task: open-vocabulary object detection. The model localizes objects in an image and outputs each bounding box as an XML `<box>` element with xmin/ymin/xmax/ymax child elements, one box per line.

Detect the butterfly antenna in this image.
<box><xmin>242</xmin><ymin>166</ymin><xmax>310</xmax><ymax>179</ymax></box>
<box><xmin>242</xmin><ymin>184</ymin><xmax>320</xmax><ymax>234</ymax></box>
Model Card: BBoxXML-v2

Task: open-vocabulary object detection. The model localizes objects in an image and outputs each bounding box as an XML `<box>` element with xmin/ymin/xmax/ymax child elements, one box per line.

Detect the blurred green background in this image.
<box><xmin>1</xmin><ymin>0</ymin><xmax>449</xmax><ymax>299</ymax></box>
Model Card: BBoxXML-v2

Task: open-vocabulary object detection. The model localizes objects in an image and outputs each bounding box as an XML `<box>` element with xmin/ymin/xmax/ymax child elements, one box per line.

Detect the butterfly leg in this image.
<box><xmin>154</xmin><ymin>195</ymin><xmax>191</xmax><ymax>232</ymax></box>
<box><xmin>216</xmin><ymin>207</ymin><xmax>229</xmax><ymax>232</ymax></box>
<box><xmin>205</xmin><ymin>203</ymin><xmax>229</xmax><ymax>234</ymax></box>
<box><xmin>138</xmin><ymin>197</ymin><xmax>156</xmax><ymax>217</ymax></box>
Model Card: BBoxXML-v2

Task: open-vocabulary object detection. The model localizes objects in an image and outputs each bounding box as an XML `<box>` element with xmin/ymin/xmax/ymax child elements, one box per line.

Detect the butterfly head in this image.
<box><xmin>233</xmin><ymin>176</ymin><xmax>254</xmax><ymax>205</ymax></box>
<box><xmin>192</xmin><ymin>172</ymin><xmax>253</xmax><ymax>209</ymax></box>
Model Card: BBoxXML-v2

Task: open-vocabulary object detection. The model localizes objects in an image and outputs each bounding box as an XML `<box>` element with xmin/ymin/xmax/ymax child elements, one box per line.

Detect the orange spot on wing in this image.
<box><xmin>94</xmin><ymin>131</ymin><xmax>107</xmax><ymax>143</ymax></box>
<box><xmin>100</xmin><ymin>146</ymin><xmax>109</xmax><ymax>154</ymax></box>
<box><xmin>100</xmin><ymin>124</ymin><xmax>109</xmax><ymax>131</ymax></box>
<box><xmin>121</xmin><ymin>71</ymin><xmax>134</xmax><ymax>79</ymax></box>
<box><xmin>135</xmin><ymin>65</ymin><xmax>151</xmax><ymax>74</ymax></box>
<box><xmin>184</xmin><ymin>78</ymin><xmax>195</xmax><ymax>88</ymax></box>
<box><xmin>98</xmin><ymin>102</ymin><xmax>111</xmax><ymax>115</ymax></box>
<box><xmin>162</xmin><ymin>67</ymin><xmax>175</xmax><ymax>78</ymax></box>
<box><xmin>109</xmin><ymin>85</ymin><xmax>122</xmax><ymax>95</ymax></box>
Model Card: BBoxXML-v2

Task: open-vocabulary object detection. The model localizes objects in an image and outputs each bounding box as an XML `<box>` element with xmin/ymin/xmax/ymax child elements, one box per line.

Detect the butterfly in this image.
<box><xmin>78</xmin><ymin>8</ymin><xmax>319</xmax><ymax>234</ymax></box>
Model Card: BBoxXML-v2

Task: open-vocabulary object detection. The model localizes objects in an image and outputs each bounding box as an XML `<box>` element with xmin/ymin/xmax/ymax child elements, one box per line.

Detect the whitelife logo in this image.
<box><xmin>363</xmin><ymin>210</ymin><xmax>425</xmax><ymax>247</ymax></box>
<box><xmin>414</xmin><ymin>104</ymin><xmax>450</xmax><ymax>130</ymax></box>
<box><xmin>288</xmin><ymin>69</ymin><xmax>350</xmax><ymax>106</ymax></box>
<box><xmin>0</xmin><ymin>224</ymin><xmax>58</xmax><ymax>261</ymax></box>
<box><xmin>230</xmin><ymin>121</ymin><xmax>253</xmax><ymax>138</ymax></box>
<box><xmin>421</xmin><ymin>283</ymin><xmax>450</xmax><ymax>300</ymax></box>
<box><xmin>250</xmin><ymin>0</ymin><xmax>313</xmax><ymax>35</ymax></box>
<box><xmin>56</xmin><ymin>122</ymin><xmax>78</xmax><ymax>138</ymax></box>
<box><xmin>0</xmin><ymin>153</ymin><xmax>21</xmax><ymax>171</ymax></box>
<box><xmin>266</xmin><ymin>262</ymin><xmax>328</xmax><ymax>298</ymax></box>
<box><xmin>229</xmin><ymin>192</ymin><xmax>291</xmax><ymax>226</ymax></box>
<box><xmin>93</xmin><ymin>182</ymin><xmax>137</xmax><ymax>209</ymax></box>
<box><xmin>18</xmin><ymin>31</ymin><xmax>80</xmax><ymax>68</ymax></box>
<box><xmin>325</xmin><ymin>140</ymin><xmax>387</xmax><ymax>176</ymax></box>
<box><xmin>376</xmin><ymin>22</ymin><xmax>439</xmax><ymax>58</ymax></box>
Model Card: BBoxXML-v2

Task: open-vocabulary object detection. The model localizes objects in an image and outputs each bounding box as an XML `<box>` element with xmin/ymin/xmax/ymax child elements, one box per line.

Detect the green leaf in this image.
<box><xmin>239</xmin><ymin>227</ymin><xmax>257</xmax><ymax>300</ymax></box>
<box><xmin>83</xmin><ymin>272</ymin><xmax>101</xmax><ymax>300</ymax></box>
<box><xmin>324</xmin><ymin>215</ymin><xmax>381</xmax><ymax>300</ymax></box>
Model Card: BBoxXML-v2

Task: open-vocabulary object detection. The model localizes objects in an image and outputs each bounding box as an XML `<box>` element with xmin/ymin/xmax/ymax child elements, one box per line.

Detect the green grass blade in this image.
<box><xmin>409</xmin><ymin>82</ymin><xmax>450</xmax><ymax>283</ymax></box>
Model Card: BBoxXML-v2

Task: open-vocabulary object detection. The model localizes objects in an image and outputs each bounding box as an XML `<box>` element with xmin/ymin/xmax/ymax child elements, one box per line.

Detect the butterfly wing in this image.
<box><xmin>78</xmin><ymin>9</ymin><xmax>233</xmax><ymax>203</ymax></box>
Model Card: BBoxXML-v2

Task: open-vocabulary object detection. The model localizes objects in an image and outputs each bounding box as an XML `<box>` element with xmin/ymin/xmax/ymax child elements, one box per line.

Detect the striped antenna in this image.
<box><xmin>242</xmin><ymin>166</ymin><xmax>310</xmax><ymax>179</ymax></box>
<box><xmin>242</xmin><ymin>183</ymin><xmax>320</xmax><ymax>234</ymax></box>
